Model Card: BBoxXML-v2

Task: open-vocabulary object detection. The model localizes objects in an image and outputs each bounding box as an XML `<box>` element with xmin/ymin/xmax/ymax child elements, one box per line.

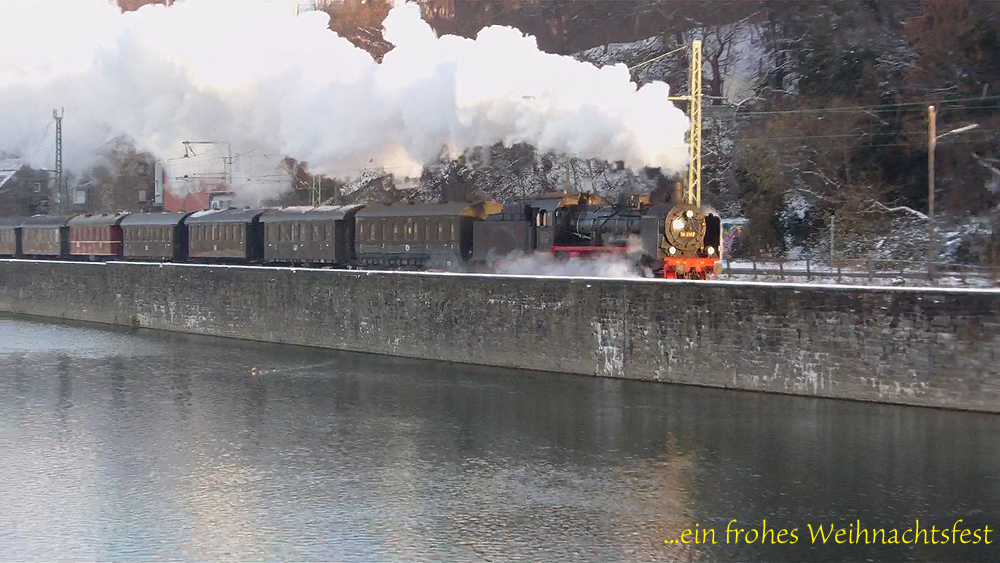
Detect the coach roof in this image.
<box><xmin>260</xmin><ymin>205</ymin><xmax>364</xmax><ymax>223</ymax></box>
<box><xmin>185</xmin><ymin>208</ymin><xmax>265</xmax><ymax>224</ymax></box>
<box><xmin>121</xmin><ymin>211</ymin><xmax>193</xmax><ymax>227</ymax></box>
<box><xmin>67</xmin><ymin>212</ymin><xmax>130</xmax><ymax>227</ymax></box>
<box><xmin>356</xmin><ymin>201</ymin><xmax>501</xmax><ymax>219</ymax></box>
<box><xmin>20</xmin><ymin>215</ymin><xmax>70</xmax><ymax>228</ymax></box>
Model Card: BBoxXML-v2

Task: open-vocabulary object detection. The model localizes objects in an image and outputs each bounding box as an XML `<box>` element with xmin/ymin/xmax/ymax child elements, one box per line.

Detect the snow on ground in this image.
<box><xmin>721</xmin><ymin>271</ymin><xmax>996</xmax><ymax>288</ymax></box>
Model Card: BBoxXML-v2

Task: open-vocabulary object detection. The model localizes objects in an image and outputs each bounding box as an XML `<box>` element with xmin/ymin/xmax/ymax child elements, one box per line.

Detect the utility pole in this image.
<box><xmin>925</xmin><ymin>109</ymin><xmax>979</xmax><ymax>282</ymax></box>
<box><xmin>830</xmin><ymin>215</ymin><xmax>835</xmax><ymax>266</ymax></box>
<box><xmin>53</xmin><ymin>108</ymin><xmax>64</xmax><ymax>214</ymax></box>
<box><xmin>667</xmin><ymin>39</ymin><xmax>702</xmax><ymax>207</ymax></box>
<box><xmin>311</xmin><ymin>176</ymin><xmax>322</xmax><ymax>205</ymax></box>
<box><xmin>928</xmin><ymin>105</ymin><xmax>936</xmax><ymax>281</ymax></box>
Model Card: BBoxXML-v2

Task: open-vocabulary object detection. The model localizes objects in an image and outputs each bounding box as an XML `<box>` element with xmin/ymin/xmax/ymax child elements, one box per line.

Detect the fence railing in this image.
<box><xmin>722</xmin><ymin>258</ymin><xmax>999</xmax><ymax>287</ymax></box>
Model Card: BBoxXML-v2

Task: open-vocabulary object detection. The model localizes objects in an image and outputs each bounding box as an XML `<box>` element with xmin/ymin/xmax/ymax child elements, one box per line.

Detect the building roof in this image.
<box><xmin>0</xmin><ymin>217</ymin><xmax>25</xmax><ymax>228</ymax></box>
<box><xmin>121</xmin><ymin>211</ymin><xmax>194</xmax><ymax>227</ymax></box>
<box><xmin>185</xmin><ymin>208</ymin><xmax>265</xmax><ymax>224</ymax></box>
<box><xmin>67</xmin><ymin>212</ymin><xmax>130</xmax><ymax>227</ymax></box>
<box><xmin>260</xmin><ymin>205</ymin><xmax>364</xmax><ymax>223</ymax></box>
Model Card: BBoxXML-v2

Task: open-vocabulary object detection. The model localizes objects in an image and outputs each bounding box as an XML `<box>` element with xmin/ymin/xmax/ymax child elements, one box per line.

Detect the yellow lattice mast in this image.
<box><xmin>667</xmin><ymin>39</ymin><xmax>703</xmax><ymax>207</ymax></box>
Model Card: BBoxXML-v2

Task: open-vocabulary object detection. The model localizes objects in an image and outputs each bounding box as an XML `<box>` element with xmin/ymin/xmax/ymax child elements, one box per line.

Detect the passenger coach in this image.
<box><xmin>354</xmin><ymin>201</ymin><xmax>500</xmax><ymax>268</ymax></box>
<box><xmin>67</xmin><ymin>213</ymin><xmax>128</xmax><ymax>259</ymax></box>
<box><xmin>122</xmin><ymin>211</ymin><xmax>193</xmax><ymax>261</ymax></box>
<box><xmin>0</xmin><ymin>217</ymin><xmax>23</xmax><ymax>257</ymax></box>
<box><xmin>186</xmin><ymin>208</ymin><xmax>265</xmax><ymax>262</ymax></box>
<box><xmin>261</xmin><ymin>205</ymin><xmax>362</xmax><ymax>266</ymax></box>
<box><xmin>20</xmin><ymin>215</ymin><xmax>69</xmax><ymax>258</ymax></box>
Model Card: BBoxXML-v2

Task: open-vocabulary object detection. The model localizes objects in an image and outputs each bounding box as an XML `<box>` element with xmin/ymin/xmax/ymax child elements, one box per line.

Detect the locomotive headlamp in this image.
<box><xmin>685</xmin><ymin>210</ymin><xmax>694</xmax><ymax>218</ymax></box>
<box><xmin>707</xmin><ymin>246</ymin><xmax>716</xmax><ymax>256</ymax></box>
<box><xmin>671</xmin><ymin>218</ymin><xmax>685</xmax><ymax>231</ymax></box>
<box><xmin>668</xmin><ymin>246</ymin><xmax>677</xmax><ymax>255</ymax></box>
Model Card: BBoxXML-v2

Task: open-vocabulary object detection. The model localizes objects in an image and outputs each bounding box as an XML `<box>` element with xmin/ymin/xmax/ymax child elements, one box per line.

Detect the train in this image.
<box><xmin>0</xmin><ymin>193</ymin><xmax>723</xmax><ymax>279</ymax></box>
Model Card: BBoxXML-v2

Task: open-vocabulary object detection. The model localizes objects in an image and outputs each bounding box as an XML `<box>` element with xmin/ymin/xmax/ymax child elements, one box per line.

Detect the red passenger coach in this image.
<box><xmin>68</xmin><ymin>213</ymin><xmax>129</xmax><ymax>258</ymax></box>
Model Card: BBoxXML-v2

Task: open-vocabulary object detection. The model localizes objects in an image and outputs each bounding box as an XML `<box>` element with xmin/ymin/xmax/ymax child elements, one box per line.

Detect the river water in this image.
<box><xmin>0</xmin><ymin>315</ymin><xmax>997</xmax><ymax>562</ymax></box>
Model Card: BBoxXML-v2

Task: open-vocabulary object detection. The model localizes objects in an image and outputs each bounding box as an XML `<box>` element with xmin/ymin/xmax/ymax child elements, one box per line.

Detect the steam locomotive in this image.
<box><xmin>0</xmin><ymin>193</ymin><xmax>722</xmax><ymax>279</ymax></box>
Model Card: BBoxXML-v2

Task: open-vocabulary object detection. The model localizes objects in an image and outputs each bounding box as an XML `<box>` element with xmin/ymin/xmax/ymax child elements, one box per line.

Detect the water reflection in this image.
<box><xmin>0</xmin><ymin>315</ymin><xmax>997</xmax><ymax>562</ymax></box>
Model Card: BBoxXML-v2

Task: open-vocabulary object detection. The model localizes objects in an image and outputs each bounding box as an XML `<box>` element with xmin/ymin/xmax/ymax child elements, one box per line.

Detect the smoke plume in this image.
<box><xmin>0</xmin><ymin>0</ymin><xmax>690</xmax><ymax>200</ymax></box>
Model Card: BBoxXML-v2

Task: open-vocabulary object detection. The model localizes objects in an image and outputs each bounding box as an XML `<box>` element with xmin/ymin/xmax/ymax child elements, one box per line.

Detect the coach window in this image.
<box><xmin>314</xmin><ymin>224</ymin><xmax>322</xmax><ymax>241</ymax></box>
<box><xmin>450</xmin><ymin>221</ymin><xmax>456</xmax><ymax>241</ymax></box>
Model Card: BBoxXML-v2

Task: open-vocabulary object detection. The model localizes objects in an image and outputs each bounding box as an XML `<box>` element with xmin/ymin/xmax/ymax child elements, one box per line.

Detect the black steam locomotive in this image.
<box><xmin>0</xmin><ymin>194</ymin><xmax>722</xmax><ymax>279</ymax></box>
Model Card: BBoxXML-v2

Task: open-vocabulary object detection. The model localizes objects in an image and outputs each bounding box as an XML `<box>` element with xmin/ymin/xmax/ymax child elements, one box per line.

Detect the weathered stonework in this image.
<box><xmin>2</xmin><ymin>259</ymin><xmax>998</xmax><ymax>412</ymax></box>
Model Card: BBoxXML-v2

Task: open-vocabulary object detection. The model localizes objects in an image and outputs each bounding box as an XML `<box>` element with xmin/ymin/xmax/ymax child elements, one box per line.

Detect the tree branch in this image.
<box><xmin>866</xmin><ymin>200</ymin><xmax>928</xmax><ymax>220</ymax></box>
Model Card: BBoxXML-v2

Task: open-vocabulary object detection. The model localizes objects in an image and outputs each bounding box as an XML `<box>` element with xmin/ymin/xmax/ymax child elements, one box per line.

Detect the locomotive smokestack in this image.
<box><xmin>672</xmin><ymin>180</ymin><xmax>683</xmax><ymax>205</ymax></box>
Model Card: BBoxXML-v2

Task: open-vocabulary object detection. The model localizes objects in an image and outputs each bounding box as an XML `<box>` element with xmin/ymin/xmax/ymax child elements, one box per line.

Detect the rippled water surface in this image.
<box><xmin>1</xmin><ymin>315</ymin><xmax>997</xmax><ymax>561</ymax></box>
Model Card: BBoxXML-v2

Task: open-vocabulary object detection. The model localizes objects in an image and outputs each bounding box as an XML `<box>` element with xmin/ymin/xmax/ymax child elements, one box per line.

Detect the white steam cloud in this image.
<box><xmin>493</xmin><ymin>252</ymin><xmax>645</xmax><ymax>279</ymax></box>
<box><xmin>0</xmin><ymin>0</ymin><xmax>689</xmax><ymax>200</ymax></box>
